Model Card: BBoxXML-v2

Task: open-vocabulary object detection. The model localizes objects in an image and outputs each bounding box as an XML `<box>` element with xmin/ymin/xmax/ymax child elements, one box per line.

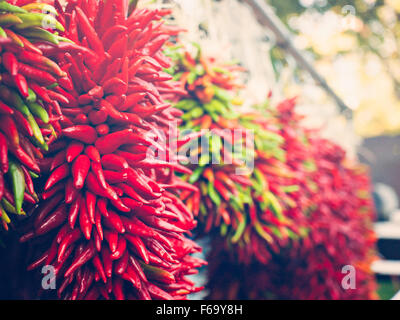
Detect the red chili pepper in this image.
<box><xmin>95</xmin><ymin>129</ymin><xmax>149</xmax><ymax>154</ymax></box>
<box><xmin>110</xmin><ymin>237</ymin><xmax>126</xmax><ymax>260</ymax></box>
<box><xmin>0</xmin><ymin>132</ymin><xmax>9</xmax><ymax>172</ymax></box>
<box><xmin>94</xmin><ymin>207</ymin><xmax>103</xmax><ymax>240</ymax></box>
<box><xmin>72</xmin><ymin>154</ymin><xmax>90</xmax><ymax>189</ymax></box>
<box><xmin>58</xmin><ymin>228</ymin><xmax>81</xmax><ymax>263</ymax></box>
<box><xmin>128</xmin><ymin>255</ymin><xmax>147</xmax><ymax>282</ymax></box>
<box><xmin>35</xmin><ymin>204</ymin><xmax>67</xmax><ymax>236</ymax></box>
<box><xmin>44</xmin><ymin>163</ymin><xmax>69</xmax><ymax>191</ymax></box>
<box><xmin>147</xmin><ymin>283</ymin><xmax>173</xmax><ymax>300</ymax></box>
<box><xmin>17</xmin><ymin>62</ymin><xmax>57</xmax><ymax>86</ymax></box>
<box><xmin>0</xmin><ymin>101</ymin><xmax>14</xmax><ymax>115</ymax></box>
<box><xmin>68</xmin><ymin>195</ymin><xmax>81</xmax><ymax>229</ymax></box>
<box><xmin>2</xmin><ymin>52</ymin><xmax>18</xmax><ymax>76</ymax></box>
<box><xmin>62</xmin><ymin>125</ymin><xmax>98</xmax><ymax>144</ymax></box>
<box><xmin>79</xmin><ymin>197</ymin><xmax>92</xmax><ymax>240</ymax></box>
<box><xmin>75</xmin><ymin>7</ymin><xmax>104</xmax><ymax>54</ymax></box>
<box><xmin>118</xmin><ymin>183</ymin><xmax>149</xmax><ymax>204</ymax></box>
<box><xmin>21</xmin><ymin>165</ymin><xmax>35</xmax><ymax>198</ymax></box>
<box><xmin>0</xmin><ymin>115</ymin><xmax>19</xmax><ymax>147</ymax></box>
<box><xmin>27</xmin><ymin>252</ymin><xmax>49</xmax><ymax>271</ymax></box>
<box><xmin>101</xmin><ymin>247</ymin><xmax>113</xmax><ymax>279</ymax></box>
<box><xmin>92</xmin><ymin>254</ymin><xmax>107</xmax><ymax>283</ymax></box>
<box><xmin>9</xmin><ymin>145</ymin><xmax>40</xmax><ymax>173</ymax></box>
<box><xmin>28</xmin><ymin>81</ymin><xmax>51</xmax><ymax>103</ymax></box>
<box><xmin>45</xmin><ymin>238</ymin><xmax>59</xmax><ymax>265</ymax></box>
<box><xmin>0</xmin><ymin>171</ymin><xmax>4</xmax><ymax>201</ymax></box>
<box><xmin>47</xmin><ymin>89</ymin><xmax>70</xmax><ymax>105</ymax></box>
<box><xmin>85</xmin><ymin>145</ymin><xmax>100</xmax><ymax>163</ymax></box>
<box><xmin>86</xmin><ymin>172</ymin><xmax>118</xmax><ymax>201</ymax></box>
<box><xmin>103</xmin><ymin>169</ymin><xmax>128</xmax><ymax>184</ymax></box>
<box><xmin>103</xmin><ymin>209</ymin><xmax>125</xmax><ymax>233</ymax></box>
<box><xmin>104</xmin><ymin>231</ymin><xmax>119</xmax><ymax>254</ymax></box>
<box><xmin>64</xmin><ymin>241</ymin><xmax>96</xmax><ymax>278</ymax></box>
<box><xmin>13</xmin><ymin>109</ymin><xmax>33</xmax><ymax>137</ymax></box>
<box><xmin>125</xmin><ymin>168</ymin><xmax>160</xmax><ymax>198</ymax></box>
<box><xmin>66</xmin><ymin>141</ymin><xmax>84</xmax><ymax>163</ymax></box>
<box><xmin>50</xmin><ymin>150</ymin><xmax>67</xmax><ymax>171</ymax></box>
<box><xmin>100</xmin><ymin>154</ymin><xmax>128</xmax><ymax>172</ymax></box>
<box><xmin>90</xmin><ymin>161</ymin><xmax>108</xmax><ymax>190</ymax></box>
<box><xmin>64</xmin><ymin>178</ymin><xmax>78</xmax><ymax>204</ymax></box>
<box><xmin>112</xmin><ymin>277</ymin><xmax>125</xmax><ymax>300</ymax></box>
<box><xmin>95</xmin><ymin>124</ymin><xmax>109</xmax><ymax>135</ymax></box>
<box><xmin>86</xmin><ymin>191</ymin><xmax>96</xmax><ymax>224</ymax></box>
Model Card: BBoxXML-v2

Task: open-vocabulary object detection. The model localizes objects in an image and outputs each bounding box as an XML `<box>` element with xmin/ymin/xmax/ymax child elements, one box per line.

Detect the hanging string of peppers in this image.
<box><xmin>0</xmin><ymin>1</ymin><xmax>68</xmax><ymax>232</ymax></box>
<box><xmin>15</xmin><ymin>0</ymin><xmax>205</xmax><ymax>300</ymax></box>
<box><xmin>206</xmin><ymin>99</ymin><xmax>377</xmax><ymax>300</ymax></box>
<box><xmin>164</xmin><ymin>43</ymin><xmax>311</xmax><ymax>265</ymax></box>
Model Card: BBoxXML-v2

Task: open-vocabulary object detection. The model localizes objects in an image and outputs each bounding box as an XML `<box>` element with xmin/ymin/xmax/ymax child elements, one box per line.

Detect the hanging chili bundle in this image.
<box><xmin>165</xmin><ymin>44</ymin><xmax>310</xmax><ymax>265</ymax></box>
<box><xmin>0</xmin><ymin>1</ymin><xmax>67</xmax><ymax>231</ymax></box>
<box><xmin>19</xmin><ymin>0</ymin><xmax>205</xmax><ymax>300</ymax></box>
<box><xmin>206</xmin><ymin>98</ymin><xmax>377</xmax><ymax>300</ymax></box>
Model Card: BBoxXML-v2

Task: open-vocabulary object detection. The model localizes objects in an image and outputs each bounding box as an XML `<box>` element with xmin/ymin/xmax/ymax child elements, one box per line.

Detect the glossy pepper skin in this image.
<box><xmin>22</xmin><ymin>0</ymin><xmax>205</xmax><ymax>300</ymax></box>
<box><xmin>0</xmin><ymin>0</ymin><xmax>66</xmax><ymax>231</ymax></box>
<box><xmin>206</xmin><ymin>99</ymin><xmax>377</xmax><ymax>300</ymax></box>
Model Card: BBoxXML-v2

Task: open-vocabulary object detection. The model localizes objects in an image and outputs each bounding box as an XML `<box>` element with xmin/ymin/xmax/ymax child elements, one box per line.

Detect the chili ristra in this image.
<box><xmin>23</xmin><ymin>0</ymin><xmax>205</xmax><ymax>301</ymax></box>
<box><xmin>0</xmin><ymin>0</ymin><xmax>67</xmax><ymax>231</ymax></box>
<box><xmin>165</xmin><ymin>44</ymin><xmax>309</xmax><ymax>264</ymax></box>
<box><xmin>206</xmin><ymin>98</ymin><xmax>377</xmax><ymax>300</ymax></box>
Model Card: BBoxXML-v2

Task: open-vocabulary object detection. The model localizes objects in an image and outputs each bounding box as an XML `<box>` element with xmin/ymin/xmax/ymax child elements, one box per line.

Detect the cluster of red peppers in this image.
<box><xmin>206</xmin><ymin>99</ymin><xmax>377</xmax><ymax>299</ymax></box>
<box><xmin>0</xmin><ymin>0</ymin><xmax>206</xmax><ymax>300</ymax></box>
<box><xmin>0</xmin><ymin>1</ymin><xmax>69</xmax><ymax>232</ymax></box>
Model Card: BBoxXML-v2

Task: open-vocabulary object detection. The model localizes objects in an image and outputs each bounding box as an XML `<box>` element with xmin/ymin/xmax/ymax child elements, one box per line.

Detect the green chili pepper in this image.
<box><xmin>220</xmin><ymin>223</ymin><xmax>228</xmax><ymax>236</ymax></box>
<box><xmin>7</xmin><ymin>160</ymin><xmax>25</xmax><ymax>215</ymax></box>
<box><xmin>253</xmin><ymin>168</ymin><xmax>266</xmax><ymax>194</ymax></box>
<box><xmin>175</xmin><ymin>99</ymin><xmax>197</xmax><ymax>111</ymax></box>
<box><xmin>281</xmin><ymin>185</ymin><xmax>300</xmax><ymax>193</ymax></box>
<box><xmin>57</xmin><ymin>35</ymin><xmax>74</xmax><ymax>43</ymax></box>
<box><xmin>231</xmin><ymin>214</ymin><xmax>247</xmax><ymax>243</ymax></box>
<box><xmin>266</xmin><ymin>191</ymin><xmax>284</xmax><ymax>221</ymax></box>
<box><xmin>0</xmin><ymin>26</ymin><xmax>7</xmax><ymax>38</ymax></box>
<box><xmin>29</xmin><ymin>171</ymin><xmax>39</xmax><ymax>179</ymax></box>
<box><xmin>0</xmin><ymin>2</ymin><xmax>27</xmax><ymax>13</ymax></box>
<box><xmin>207</xmin><ymin>181</ymin><xmax>221</xmax><ymax>206</ymax></box>
<box><xmin>189</xmin><ymin>166</ymin><xmax>205</xmax><ymax>184</ymax></box>
<box><xmin>0</xmin><ymin>205</ymin><xmax>10</xmax><ymax>224</ymax></box>
<box><xmin>27</xmin><ymin>101</ymin><xmax>49</xmax><ymax>123</ymax></box>
<box><xmin>2</xmin><ymin>198</ymin><xmax>19</xmax><ymax>215</ymax></box>
<box><xmin>26</xmin><ymin>112</ymin><xmax>45</xmax><ymax>145</ymax></box>
<box><xmin>0</xmin><ymin>86</ymin><xmax>30</xmax><ymax>116</ymax></box>
<box><xmin>18</xmin><ymin>27</ymin><xmax>59</xmax><ymax>45</ymax></box>
<box><xmin>199</xmin><ymin>202</ymin><xmax>207</xmax><ymax>216</ymax></box>
<box><xmin>254</xmin><ymin>221</ymin><xmax>273</xmax><ymax>243</ymax></box>
<box><xmin>182</xmin><ymin>106</ymin><xmax>203</xmax><ymax>121</ymax></box>
<box><xmin>26</xmin><ymin>88</ymin><xmax>36</xmax><ymax>102</ymax></box>
<box><xmin>187</xmin><ymin>71</ymin><xmax>197</xmax><ymax>85</ymax></box>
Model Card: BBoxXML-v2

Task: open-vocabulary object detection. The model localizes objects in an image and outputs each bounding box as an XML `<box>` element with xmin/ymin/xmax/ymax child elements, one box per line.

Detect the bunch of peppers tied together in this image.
<box><xmin>0</xmin><ymin>0</ymin><xmax>69</xmax><ymax>232</ymax></box>
<box><xmin>17</xmin><ymin>0</ymin><xmax>205</xmax><ymax>300</ymax></box>
<box><xmin>165</xmin><ymin>44</ymin><xmax>312</xmax><ymax>265</ymax></box>
<box><xmin>206</xmin><ymin>100</ymin><xmax>377</xmax><ymax>300</ymax></box>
